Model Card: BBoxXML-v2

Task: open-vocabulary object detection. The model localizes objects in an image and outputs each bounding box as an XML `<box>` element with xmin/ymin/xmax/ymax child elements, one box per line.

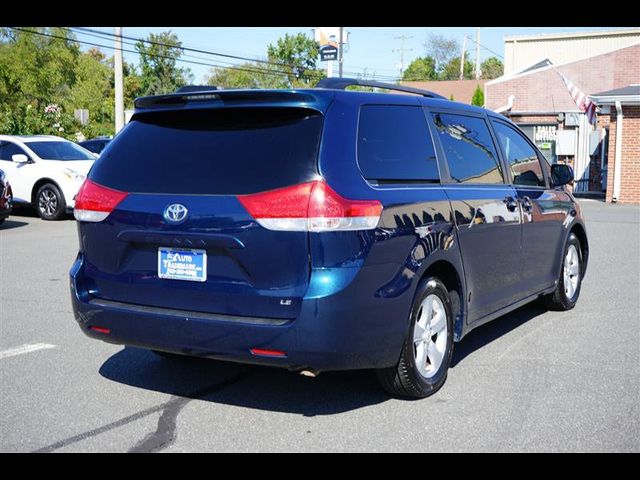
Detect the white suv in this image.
<box><xmin>0</xmin><ymin>135</ymin><xmax>96</xmax><ymax>220</ymax></box>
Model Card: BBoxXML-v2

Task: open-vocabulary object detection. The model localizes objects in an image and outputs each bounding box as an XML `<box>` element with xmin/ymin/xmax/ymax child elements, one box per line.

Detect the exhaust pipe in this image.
<box><xmin>299</xmin><ymin>369</ymin><xmax>319</xmax><ymax>378</ymax></box>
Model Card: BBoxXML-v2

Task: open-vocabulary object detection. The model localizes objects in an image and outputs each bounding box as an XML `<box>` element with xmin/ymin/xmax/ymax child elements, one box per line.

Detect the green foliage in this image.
<box><xmin>135</xmin><ymin>31</ymin><xmax>193</xmax><ymax>95</ymax></box>
<box><xmin>0</xmin><ymin>28</ymin><xmax>191</xmax><ymax>139</ymax></box>
<box><xmin>207</xmin><ymin>62</ymin><xmax>290</xmax><ymax>90</ymax></box>
<box><xmin>207</xmin><ymin>32</ymin><xmax>326</xmax><ymax>89</ymax></box>
<box><xmin>480</xmin><ymin>57</ymin><xmax>503</xmax><ymax>79</ymax></box>
<box><xmin>425</xmin><ymin>34</ymin><xmax>459</xmax><ymax>74</ymax></box>
<box><xmin>440</xmin><ymin>55</ymin><xmax>474</xmax><ymax>80</ymax></box>
<box><xmin>0</xmin><ymin>28</ymin><xmax>82</xmax><ymax>139</ymax></box>
<box><xmin>449</xmin><ymin>94</ymin><xmax>455</xmax><ymax>101</ymax></box>
<box><xmin>471</xmin><ymin>84</ymin><xmax>484</xmax><ymax>106</ymax></box>
<box><xmin>266</xmin><ymin>33</ymin><xmax>324</xmax><ymax>87</ymax></box>
<box><xmin>402</xmin><ymin>56</ymin><xmax>437</xmax><ymax>81</ymax></box>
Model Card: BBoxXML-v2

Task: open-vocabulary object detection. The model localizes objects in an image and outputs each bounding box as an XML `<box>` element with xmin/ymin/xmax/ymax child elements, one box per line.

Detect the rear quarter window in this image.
<box><xmin>357</xmin><ymin>105</ymin><xmax>439</xmax><ymax>182</ymax></box>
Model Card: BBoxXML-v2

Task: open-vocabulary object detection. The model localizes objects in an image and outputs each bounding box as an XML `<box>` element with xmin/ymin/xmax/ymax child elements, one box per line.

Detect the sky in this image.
<box><xmin>81</xmin><ymin>26</ymin><xmax>624</xmax><ymax>83</ymax></box>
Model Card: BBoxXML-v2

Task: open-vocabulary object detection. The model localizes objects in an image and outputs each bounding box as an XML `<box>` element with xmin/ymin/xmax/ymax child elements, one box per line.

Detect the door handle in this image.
<box><xmin>503</xmin><ymin>195</ymin><xmax>518</xmax><ymax>212</ymax></box>
<box><xmin>520</xmin><ymin>196</ymin><xmax>533</xmax><ymax>212</ymax></box>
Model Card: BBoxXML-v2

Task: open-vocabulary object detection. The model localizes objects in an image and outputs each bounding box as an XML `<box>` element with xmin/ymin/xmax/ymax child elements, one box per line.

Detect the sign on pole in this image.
<box><xmin>314</xmin><ymin>27</ymin><xmax>345</xmax><ymax>78</ymax></box>
<box><xmin>320</xmin><ymin>45</ymin><xmax>338</xmax><ymax>61</ymax></box>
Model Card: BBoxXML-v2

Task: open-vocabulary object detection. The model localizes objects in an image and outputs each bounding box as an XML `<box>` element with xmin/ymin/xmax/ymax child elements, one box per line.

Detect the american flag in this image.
<box><xmin>559</xmin><ymin>73</ymin><xmax>597</xmax><ymax>125</ymax></box>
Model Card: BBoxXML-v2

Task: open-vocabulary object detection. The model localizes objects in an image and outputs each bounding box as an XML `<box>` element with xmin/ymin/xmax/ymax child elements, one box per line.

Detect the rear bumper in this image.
<box><xmin>70</xmin><ymin>255</ymin><xmax>409</xmax><ymax>372</ymax></box>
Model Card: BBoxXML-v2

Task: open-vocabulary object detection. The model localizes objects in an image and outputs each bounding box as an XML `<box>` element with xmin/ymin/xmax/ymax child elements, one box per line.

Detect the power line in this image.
<box><xmin>68</xmin><ymin>27</ymin><xmax>260</xmax><ymax>70</ymax></box>
<box><xmin>9</xmin><ymin>27</ymin><xmax>313</xmax><ymax>80</ymax></box>
<box><xmin>73</xmin><ymin>27</ymin><xmax>403</xmax><ymax>81</ymax></box>
<box><xmin>9</xmin><ymin>27</ymin><xmax>403</xmax><ymax>85</ymax></box>
<box><xmin>68</xmin><ymin>27</ymin><xmax>405</xmax><ymax>81</ymax></box>
<box><xmin>393</xmin><ymin>35</ymin><xmax>413</xmax><ymax>78</ymax></box>
<box><xmin>466</xmin><ymin>35</ymin><xmax>504</xmax><ymax>60</ymax></box>
<box><xmin>72</xmin><ymin>26</ymin><xmax>296</xmax><ymax>70</ymax></box>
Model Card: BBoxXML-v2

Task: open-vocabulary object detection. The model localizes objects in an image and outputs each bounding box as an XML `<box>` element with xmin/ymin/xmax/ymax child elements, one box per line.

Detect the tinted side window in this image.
<box><xmin>358</xmin><ymin>105</ymin><xmax>439</xmax><ymax>182</ymax></box>
<box><xmin>0</xmin><ymin>142</ymin><xmax>27</xmax><ymax>161</ymax></box>
<box><xmin>431</xmin><ymin>113</ymin><xmax>503</xmax><ymax>184</ymax></box>
<box><xmin>491</xmin><ymin>120</ymin><xmax>545</xmax><ymax>187</ymax></box>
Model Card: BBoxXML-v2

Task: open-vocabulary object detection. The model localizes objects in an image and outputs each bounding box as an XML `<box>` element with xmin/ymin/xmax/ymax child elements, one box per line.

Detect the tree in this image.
<box><xmin>207</xmin><ymin>61</ymin><xmax>290</xmax><ymax>90</ymax></box>
<box><xmin>401</xmin><ymin>56</ymin><xmax>437</xmax><ymax>81</ymax></box>
<box><xmin>135</xmin><ymin>31</ymin><xmax>193</xmax><ymax>95</ymax></box>
<box><xmin>440</xmin><ymin>56</ymin><xmax>474</xmax><ymax>80</ymax></box>
<box><xmin>266</xmin><ymin>33</ymin><xmax>324</xmax><ymax>87</ymax></box>
<box><xmin>208</xmin><ymin>32</ymin><xmax>326</xmax><ymax>89</ymax></box>
<box><xmin>425</xmin><ymin>34</ymin><xmax>459</xmax><ymax>74</ymax></box>
<box><xmin>0</xmin><ymin>27</ymin><xmax>81</xmax><ymax>139</ymax></box>
<box><xmin>480</xmin><ymin>57</ymin><xmax>504</xmax><ymax>79</ymax></box>
<box><xmin>67</xmin><ymin>51</ymin><xmax>114</xmax><ymax>137</ymax></box>
<box><xmin>471</xmin><ymin>84</ymin><xmax>484</xmax><ymax>106</ymax></box>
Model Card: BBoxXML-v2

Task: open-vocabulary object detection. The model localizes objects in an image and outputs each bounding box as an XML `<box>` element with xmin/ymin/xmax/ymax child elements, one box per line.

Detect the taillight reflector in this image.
<box><xmin>250</xmin><ymin>348</ymin><xmax>287</xmax><ymax>357</ymax></box>
<box><xmin>237</xmin><ymin>180</ymin><xmax>382</xmax><ymax>232</ymax></box>
<box><xmin>89</xmin><ymin>326</ymin><xmax>111</xmax><ymax>334</ymax></box>
<box><xmin>74</xmin><ymin>179</ymin><xmax>128</xmax><ymax>222</ymax></box>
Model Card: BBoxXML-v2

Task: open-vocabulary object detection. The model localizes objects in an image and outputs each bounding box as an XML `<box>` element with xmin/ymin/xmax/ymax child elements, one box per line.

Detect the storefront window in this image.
<box><xmin>519</xmin><ymin>124</ymin><xmax>558</xmax><ymax>164</ymax></box>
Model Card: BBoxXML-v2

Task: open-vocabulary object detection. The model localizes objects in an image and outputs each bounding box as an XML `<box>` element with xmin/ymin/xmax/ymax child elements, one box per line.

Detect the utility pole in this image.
<box><xmin>475</xmin><ymin>27</ymin><xmax>481</xmax><ymax>79</ymax></box>
<box><xmin>393</xmin><ymin>35</ymin><xmax>413</xmax><ymax>79</ymax></box>
<box><xmin>459</xmin><ymin>35</ymin><xmax>467</xmax><ymax>80</ymax></box>
<box><xmin>338</xmin><ymin>27</ymin><xmax>344</xmax><ymax>78</ymax></box>
<box><xmin>114</xmin><ymin>27</ymin><xmax>124</xmax><ymax>133</ymax></box>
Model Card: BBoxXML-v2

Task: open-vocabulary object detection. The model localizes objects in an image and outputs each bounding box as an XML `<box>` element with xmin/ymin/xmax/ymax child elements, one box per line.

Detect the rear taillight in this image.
<box><xmin>238</xmin><ymin>180</ymin><xmax>382</xmax><ymax>232</ymax></box>
<box><xmin>74</xmin><ymin>179</ymin><xmax>128</xmax><ymax>222</ymax></box>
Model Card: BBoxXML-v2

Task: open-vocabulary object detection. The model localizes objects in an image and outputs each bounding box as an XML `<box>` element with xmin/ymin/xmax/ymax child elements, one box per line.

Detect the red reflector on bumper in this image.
<box><xmin>90</xmin><ymin>326</ymin><xmax>111</xmax><ymax>334</ymax></box>
<box><xmin>250</xmin><ymin>348</ymin><xmax>286</xmax><ymax>357</ymax></box>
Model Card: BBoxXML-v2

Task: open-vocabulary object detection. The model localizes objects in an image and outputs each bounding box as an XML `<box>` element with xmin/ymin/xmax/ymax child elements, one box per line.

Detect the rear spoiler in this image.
<box><xmin>133</xmin><ymin>89</ymin><xmax>333</xmax><ymax>113</ymax></box>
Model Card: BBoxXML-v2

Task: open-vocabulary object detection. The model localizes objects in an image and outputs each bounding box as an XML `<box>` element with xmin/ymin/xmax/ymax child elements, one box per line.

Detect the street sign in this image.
<box><xmin>320</xmin><ymin>45</ymin><xmax>338</xmax><ymax>62</ymax></box>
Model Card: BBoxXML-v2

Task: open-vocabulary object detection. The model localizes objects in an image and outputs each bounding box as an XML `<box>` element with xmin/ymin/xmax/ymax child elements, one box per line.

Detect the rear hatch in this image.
<box><xmin>78</xmin><ymin>104</ymin><xmax>325</xmax><ymax>320</ymax></box>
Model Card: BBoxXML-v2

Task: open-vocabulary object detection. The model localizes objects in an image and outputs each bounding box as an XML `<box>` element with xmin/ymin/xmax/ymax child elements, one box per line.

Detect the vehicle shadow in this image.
<box><xmin>7</xmin><ymin>206</ymin><xmax>39</xmax><ymax>218</ymax></box>
<box><xmin>98</xmin><ymin>301</ymin><xmax>549</xmax><ymax>415</ymax></box>
<box><xmin>451</xmin><ymin>301</ymin><xmax>548</xmax><ymax>367</ymax></box>
<box><xmin>8</xmin><ymin>205</ymin><xmax>74</xmax><ymax>220</ymax></box>
<box><xmin>99</xmin><ymin>348</ymin><xmax>389</xmax><ymax>416</ymax></box>
<box><xmin>0</xmin><ymin>219</ymin><xmax>28</xmax><ymax>230</ymax></box>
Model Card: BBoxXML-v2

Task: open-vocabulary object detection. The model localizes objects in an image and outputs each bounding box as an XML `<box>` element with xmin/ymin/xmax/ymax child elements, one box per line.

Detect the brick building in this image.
<box><xmin>485</xmin><ymin>29</ymin><xmax>640</xmax><ymax>203</ymax></box>
<box><xmin>591</xmin><ymin>86</ymin><xmax>640</xmax><ymax>203</ymax></box>
<box><xmin>399</xmin><ymin>79</ymin><xmax>487</xmax><ymax>104</ymax></box>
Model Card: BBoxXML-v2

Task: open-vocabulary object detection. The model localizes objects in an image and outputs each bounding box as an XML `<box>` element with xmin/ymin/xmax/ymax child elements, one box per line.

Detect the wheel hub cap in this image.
<box><xmin>413</xmin><ymin>294</ymin><xmax>448</xmax><ymax>379</ymax></box>
<box><xmin>39</xmin><ymin>190</ymin><xmax>57</xmax><ymax>216</ymax></box>
<box><xmin>563</xmin><ymin>245</ymin><xmax>580</xmax><ymax>300</ymax></box>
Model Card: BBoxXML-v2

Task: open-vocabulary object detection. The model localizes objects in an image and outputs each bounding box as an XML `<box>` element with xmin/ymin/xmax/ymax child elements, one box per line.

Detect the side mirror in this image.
<box><xmin>12</xmin><ymin>154</ymin><xmax>29</xmax><ymax>164</ymax></box>
<box><xmin>551</xmin><ymin>164</ymin><xmax>574</xmax><ymax>187</ymax></box>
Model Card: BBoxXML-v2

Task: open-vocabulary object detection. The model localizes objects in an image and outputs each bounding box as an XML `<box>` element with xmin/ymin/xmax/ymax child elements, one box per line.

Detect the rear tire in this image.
<box><xmin>542</xmin><ymin>233</ymin><xmax>583</xmax><ymax>311</ymax></box>
<box><xmin>377</xmin><ymin>277</ymin><xmax>454</xmax><ymax>398</ymax></box>
<box><xmin>35</xmin><ymin>183</ymin><xmax>66</xmax><ymax>220</ymax></box>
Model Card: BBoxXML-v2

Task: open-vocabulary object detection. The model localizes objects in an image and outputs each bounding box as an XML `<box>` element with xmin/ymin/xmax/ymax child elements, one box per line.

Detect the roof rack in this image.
<box><xmin>315</xmin><ymin>77</ymin><xmax>446</xmax><ymax>99</ymax></box>
<box><xmin>174</xmin><ymin>85</ymin><xmax>219</xmax><ymax>93</ymax></box>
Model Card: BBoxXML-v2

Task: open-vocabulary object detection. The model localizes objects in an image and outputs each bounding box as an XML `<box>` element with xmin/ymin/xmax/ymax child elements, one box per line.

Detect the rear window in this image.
<box><xmin>357</xmin><ymin>105</ymin><xmax>439</xmax><ymax>182</ymax></box>
<box><xmin>90</xmin><ymin>108</ymin><xmax>323</xmax><ymax>195</ymax></box>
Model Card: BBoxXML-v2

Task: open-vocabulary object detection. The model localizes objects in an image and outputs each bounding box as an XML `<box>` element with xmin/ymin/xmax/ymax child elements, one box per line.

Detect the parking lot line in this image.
<box><xmin>0</xmin><ymin>343</ymin><xmax>57</xmax><ymax>360</ymax></box>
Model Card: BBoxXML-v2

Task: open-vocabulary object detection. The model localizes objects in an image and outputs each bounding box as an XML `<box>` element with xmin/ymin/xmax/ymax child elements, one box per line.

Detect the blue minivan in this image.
<box><xmin>70</xmin><ymin>79</ymin><xmax>588</xmax><ymax>398</ymax></box>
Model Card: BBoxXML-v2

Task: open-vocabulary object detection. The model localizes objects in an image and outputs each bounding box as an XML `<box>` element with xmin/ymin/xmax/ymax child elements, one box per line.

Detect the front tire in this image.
<box><xmin>35</xmin><ymin>183</ymin><xmax>66</xmax><ymax>220</ymax></box>
<box><xmin>542</xmin><ymin>232</ymin><xmax>583</xmax><ymax>311</ymax></box>
<box><xmin>377</xmin><ymin>277</ymin><xmax>454</xmax><ymax>398</ymax></box>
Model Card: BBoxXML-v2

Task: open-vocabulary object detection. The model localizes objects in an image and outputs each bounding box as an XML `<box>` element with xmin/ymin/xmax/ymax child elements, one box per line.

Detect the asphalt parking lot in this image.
<box><xmin>1</xmin><ymin>200</ymin><xmax>638</xmax><ymax>452</ymax></box>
